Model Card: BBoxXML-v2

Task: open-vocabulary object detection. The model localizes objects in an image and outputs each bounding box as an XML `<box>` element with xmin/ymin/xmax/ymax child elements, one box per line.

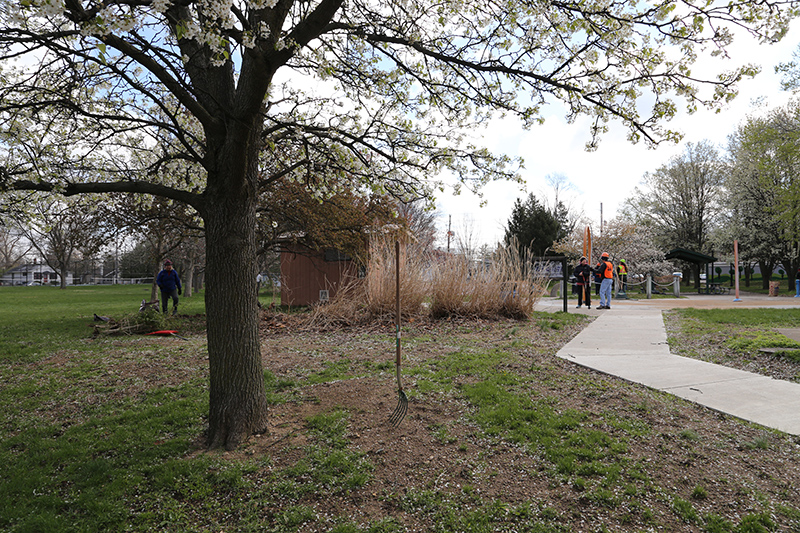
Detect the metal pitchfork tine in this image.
<box><xmin>389</xmin><ymin>384</ymin><xmax>407</xmax><ymax>427</ymax></box>
<box><xmin>389</xmin><ymin>240</ymin><xmax>408</xmax><ymax>427</ymax></box>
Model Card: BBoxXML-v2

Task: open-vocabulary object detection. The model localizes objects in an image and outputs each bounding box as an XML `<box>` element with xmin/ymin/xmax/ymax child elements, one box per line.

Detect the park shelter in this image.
<box><xmin>280</xmin><ymin>244</ymin><xmax>359</xmax><ymax>306</ymax></box>
<box><xmin>665</xmin><ymin>248</ymin><xmax>717</xmax><ymax>289</ymax></box>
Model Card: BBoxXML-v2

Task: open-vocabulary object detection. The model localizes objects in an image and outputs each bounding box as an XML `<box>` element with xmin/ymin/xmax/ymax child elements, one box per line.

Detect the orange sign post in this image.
<box><xmin>583</xmin><ymin>226</ymin><xmax>592</xmax><ymax>262</ymax></box>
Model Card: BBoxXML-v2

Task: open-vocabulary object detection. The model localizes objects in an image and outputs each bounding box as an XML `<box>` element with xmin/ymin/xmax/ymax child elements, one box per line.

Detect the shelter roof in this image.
<box><xmin>665</xmin><ymin>248</ymin><xmax>717</xmax><ymax>264</ymax></box>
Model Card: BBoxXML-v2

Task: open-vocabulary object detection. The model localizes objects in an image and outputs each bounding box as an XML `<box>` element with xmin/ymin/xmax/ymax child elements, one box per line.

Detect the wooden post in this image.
<box><xmin>733</xmin><ymin>240</ymin><xmax>741</xmax><ymax>302</ymax></box>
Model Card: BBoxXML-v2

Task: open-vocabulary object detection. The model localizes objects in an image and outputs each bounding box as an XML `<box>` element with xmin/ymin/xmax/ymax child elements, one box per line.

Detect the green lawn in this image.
<box><xmin>0</xmin><ymin>284</ymin><xmax>282</xmax><ymax>363</ymax></box>
<box><xmin>1</xmin><ymin>287</ymin><xmax>799</xmax><ymax>532</ymax></box>
<box><xmin>681</xmin><ymin>274</ymin><xmax>797</xmax><ymax>295</ymax></box>
<box><xmin>0</xmin><ymin>285</ymin><xmax>206</xmax><ymax>363</ymax></box>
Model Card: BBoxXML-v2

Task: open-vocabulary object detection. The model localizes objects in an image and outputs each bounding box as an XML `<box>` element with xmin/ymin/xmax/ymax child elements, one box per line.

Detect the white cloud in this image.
<box><xmin>436</xmin><ymin>23</ymin><xmax>800</xmax><ymax>247</ymax></box>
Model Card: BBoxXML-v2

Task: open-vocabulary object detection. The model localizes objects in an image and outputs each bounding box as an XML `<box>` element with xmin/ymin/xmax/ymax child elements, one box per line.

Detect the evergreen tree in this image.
<box><xmin>504</xmin><ymin>194</ymin><xmax>565</xmax><ymax>257</ymax></box>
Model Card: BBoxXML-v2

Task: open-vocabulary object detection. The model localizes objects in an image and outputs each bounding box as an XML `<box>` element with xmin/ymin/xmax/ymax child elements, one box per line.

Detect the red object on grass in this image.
<box><xmin>147</xmin><ymin>330</ymin><xmax>179</xmax><ymax>336</ymax></box>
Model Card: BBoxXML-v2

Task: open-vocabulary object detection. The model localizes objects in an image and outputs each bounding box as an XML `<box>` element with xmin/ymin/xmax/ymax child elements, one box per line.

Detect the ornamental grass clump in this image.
<box><xmin>305</xmin><ymin>279</ymin><xmax>366</xmax><ymax>328</ymax></box>
<box><xmin>426</xmin><ymin>252</ymin><xmax>472</xmax><ymax>318</ymax></box>
<box><xmin>361</xmin><ymin>234</ymin><xmax>427</xmax><ymax>319</ymax></box>
<box><xmin>309</xmin><ymin>236</ymin><xmax>546</xmax><ymax>324</ymax></box>
<box><xmin>306</xmin><ymin>234</ymin><xmax>427</xmax><ymax>326</ymax></box>
<box><xmin>429</xmin><ymin>239</ymin><xmax>547</xmax><ymax>319</ymax></box>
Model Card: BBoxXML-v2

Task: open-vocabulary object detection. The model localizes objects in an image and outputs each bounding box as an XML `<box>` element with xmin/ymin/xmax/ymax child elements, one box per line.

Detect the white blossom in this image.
<box><xmin>242</xmin><ymin>31</ymin><xmax>255</xmax><ymax>49</ymax></box>
<box><xmin>258</xmin><ymin>21</ymin><xmax>270</xmax><ymax>40</ymax></box>
<box><xmin>247</xmin><ymin>0</ymin><xmax>278</xmax><ymax>8</ymax></box>
<box><xmin>33</xmin><ymin>0</ymin><xmax>65</xmax><ymax>17</ymax></box>
<box><xmin>150</xmin><ymin>0</ymin><xmax>172</xmax><ymax>14</ymax></box>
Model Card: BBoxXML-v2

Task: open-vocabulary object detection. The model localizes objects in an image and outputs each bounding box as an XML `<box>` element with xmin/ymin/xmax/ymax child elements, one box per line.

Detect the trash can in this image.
<box><xmin>769</xmin><ymin>281</ymin><xmax>780</xmax><ymax>297</ymax></box>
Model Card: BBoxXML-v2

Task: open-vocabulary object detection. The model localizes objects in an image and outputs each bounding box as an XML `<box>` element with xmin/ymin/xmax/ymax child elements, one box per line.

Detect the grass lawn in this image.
<box><xmin>665</xmin><ymin>307</ymin><xmax>800</xmax><ymax>383</ymax></box>
<box><xmin>0</xmin><ymin>285</ymin><xmax>206</xmax><ymax>362</ymax></box>
<box><xmin>680</xmin><ymin>274</ymin><xmax>798</xmax><ymax>296</ymax></box>
<box><xmin>1</xmin><ymin>286</ymin><xmax>799</xmax><ymax>532</ymax></box>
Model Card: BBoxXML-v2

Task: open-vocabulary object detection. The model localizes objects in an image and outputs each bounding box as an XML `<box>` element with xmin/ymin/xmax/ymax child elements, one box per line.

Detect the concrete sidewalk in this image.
<box><xmin>547</xmin><ymin>295</ymin><xmax>800</xmax><ymax>436</ymax></box>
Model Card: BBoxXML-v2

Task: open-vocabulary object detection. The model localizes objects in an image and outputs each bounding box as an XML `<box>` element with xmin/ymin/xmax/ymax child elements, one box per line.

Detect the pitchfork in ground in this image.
<box><xmin>389</xmin><ymin>240</ymin><xmax>408</xmax><ymax>427</ymax></box>
<box><xmin>389</xmin><ymin>335</ymin><xmax>408</xmax><ymax>427</ymax></box>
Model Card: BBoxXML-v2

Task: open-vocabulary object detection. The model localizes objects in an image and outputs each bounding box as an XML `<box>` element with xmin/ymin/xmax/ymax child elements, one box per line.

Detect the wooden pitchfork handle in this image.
<box><xmin>389</xmin><ymin>240</ymin><xmax>408</xmax><ymax>427</ymax></box>
<box><xmin>395</xmin><ymin>240</ymin><xmax>402</xmax><ymax>391</ymax></box>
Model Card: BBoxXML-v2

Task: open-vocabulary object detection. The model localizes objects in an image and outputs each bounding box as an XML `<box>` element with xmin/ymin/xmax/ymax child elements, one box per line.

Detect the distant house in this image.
<box><xmin>280</xmin><ymin>244</ymin><xmax>359</xmax><ymax>306</ymax></box>
<box><xmin>0</xmin><ymin>263</ymin><xmax>71</xmax><ymax>286</ymax></box>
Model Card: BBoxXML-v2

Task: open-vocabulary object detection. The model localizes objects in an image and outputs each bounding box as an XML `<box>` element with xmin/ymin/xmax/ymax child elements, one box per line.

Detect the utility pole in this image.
<box><xmin>447</xmin><ymin>215</ymin><xmax>452</xmax><ymax>253</ymax></box>
<box><xmin>600</xmin><ymin>203</ymin><xmax>604</xmax><ymax>236</ymax></box>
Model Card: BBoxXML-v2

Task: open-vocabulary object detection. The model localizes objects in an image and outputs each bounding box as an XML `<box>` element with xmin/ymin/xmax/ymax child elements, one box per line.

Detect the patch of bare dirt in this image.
<box><xmin>238</xmin><ymin>311</ymin><xmax>800</xmax><ymax>531</ymax></box>
<box><xmin>12</xmin><ymin>337</ymin><xmax>207</xmax><ymax>432</ymax></box>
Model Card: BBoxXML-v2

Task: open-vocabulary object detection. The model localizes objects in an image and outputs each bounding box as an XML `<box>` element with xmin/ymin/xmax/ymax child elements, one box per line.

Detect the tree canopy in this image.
<box><xmin>1</xmin><ymin>0</ymin><xmax>797</xmax><ymax>449</ymax></box>
<box><xmin>724</xmin><ymin>101</ymin><xmax>800</xmax><ymax>287</ymax></box>
<box><xmin>622</xmin><ymin>140</ymin><xmax>725</xmax><ymax>254</ymax></box>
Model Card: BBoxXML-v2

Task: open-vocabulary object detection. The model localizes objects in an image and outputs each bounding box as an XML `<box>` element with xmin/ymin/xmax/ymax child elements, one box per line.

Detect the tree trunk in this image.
<box><xmin>759</xmin><ymin>260</ymin><xmax>776</xmax><ymax>290</ymax></box>
<box><xmin>151</xmin><ymin>270</ymin><xmax>159</xmax><ymax>302</ymax></box>
<box><xmin>184</xmin><ymin>254</ymin><xmax>195</xmax><ymax>298</ymax></box>
<box><xmin>781</xmin><ymin>257</ymin><xmax>800</xmax><ymax>294</ymax></box>
<box><xmin>202</xmin><ymin>107</ymin><xmax>269</xmax><ymax>450</ymax></box>
<box><xmin>194</xmin><ymin>269</ymin><xmax>204</xmax><ymax>294</ymax></box>
<box><xmin>204</xmin><ymin>193</ymin><xmax>268</xmax><ymax>450</ymax></box>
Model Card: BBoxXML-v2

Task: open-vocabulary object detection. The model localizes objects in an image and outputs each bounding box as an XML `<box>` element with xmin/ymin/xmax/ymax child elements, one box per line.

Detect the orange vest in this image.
<box><xmin>618</xmin><ymin>263</ymin><xmax>628</xmax><ymax>275</ymax></box>
<box><xmin>602</xmin><ymin>260</ymin><xmax>613</xmax><ymax>278</ymax></box>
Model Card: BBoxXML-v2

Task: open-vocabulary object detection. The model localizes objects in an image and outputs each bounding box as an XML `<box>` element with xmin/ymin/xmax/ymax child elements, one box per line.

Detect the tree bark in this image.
<box><xmin>150</xmin><ymin>270</ymin><xmax>159</xmax><ymax>302</ymax></box>
<box><xmin>184</xmin><ymin>254</ymin><xmax>195</xmax><ymax>298</ymax></box>
<box><xmin>781</xmin><ymin>256</ymin><xmax>800</xmax><ymax>294</ymax></box>
<box><xmin>204</xmin><ymin>194</ymin><xmax>268</xmax><ymax>450</ymax></box>
<box><xmin>202</xmin><ymin>112</ymin><xmax>269</xmax><ymax>450</ymax></box>
<box><xmin>759</xmin><ymin>260</ymin><xmax>776</xmax><ymax>290</ymax></box>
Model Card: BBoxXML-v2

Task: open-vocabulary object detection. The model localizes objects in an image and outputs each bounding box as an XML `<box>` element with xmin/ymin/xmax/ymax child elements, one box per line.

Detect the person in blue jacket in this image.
<box><xmin>796</xmin><ymin>266</ymin><xmax>800</xmax><ymax>297</ymax></box>
<box><xmin>156</xmin><ymin>259</ymin><xmax>182</xmax><ymax>315</ymax></box>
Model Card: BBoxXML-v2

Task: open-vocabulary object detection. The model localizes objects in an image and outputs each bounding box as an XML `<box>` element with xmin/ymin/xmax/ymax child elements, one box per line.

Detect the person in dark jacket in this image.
<box><xmin>574</xmin><ymin>257</ymin><xmax>593</xmax><ymax>309</ymax></box>
<box><xmin>156</xmin><ymin>259</ymin><xmax>182</xmax><ymax>315</ymax></box>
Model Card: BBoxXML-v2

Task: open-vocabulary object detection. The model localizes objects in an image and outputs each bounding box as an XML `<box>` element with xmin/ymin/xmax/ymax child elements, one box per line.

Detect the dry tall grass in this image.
<box><xmin>305</xmin><ymin>235</ymin><xmax>427</xmax><ymax>327</ymax></box>
<box><xmin>305</xmin><ymin>237</ymin><xmax>547</xmax><ymax>326</ymax></box>
<box><xmin>429</xmin><ymin>239</ymin><xmax>547</xmax><ymax>319</ymax></box>
<box><xmin>361</xmin><ymin>236</ymin><xmax>427</xmax><ymax>319</ymax></box>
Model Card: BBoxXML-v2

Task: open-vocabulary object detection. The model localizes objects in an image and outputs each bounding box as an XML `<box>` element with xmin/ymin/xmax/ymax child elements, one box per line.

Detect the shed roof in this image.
<box><xmin>665</xmin><ymin>248</ymin><xmax>717</xmax><ymax>264</ymax></box>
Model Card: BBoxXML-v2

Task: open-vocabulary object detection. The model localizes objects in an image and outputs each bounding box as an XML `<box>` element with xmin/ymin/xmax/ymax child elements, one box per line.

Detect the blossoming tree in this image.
<box><xmin>0</xmin><ymin>0</ymin><xmax>797</xmax><ymax>449</ymax></box>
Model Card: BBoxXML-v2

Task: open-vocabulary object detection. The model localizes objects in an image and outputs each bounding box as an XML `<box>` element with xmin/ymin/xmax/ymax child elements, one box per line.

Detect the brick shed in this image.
<box><xmin>280</xmin><ymin>244</ymin><xmax>359</xmax><ymax>306</ymax></box>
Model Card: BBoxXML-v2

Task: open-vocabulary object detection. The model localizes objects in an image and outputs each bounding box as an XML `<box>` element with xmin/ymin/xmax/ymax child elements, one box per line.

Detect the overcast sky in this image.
<box><xmin>435</xmin><ymin>22</ymin><xmax>800</xmax><ymax>249</ymax></box>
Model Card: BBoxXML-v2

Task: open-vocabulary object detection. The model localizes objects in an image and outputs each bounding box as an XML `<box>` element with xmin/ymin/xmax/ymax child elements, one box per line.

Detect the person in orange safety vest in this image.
<box><xmin>598</xmin><ymin>252</ymin><xmax>614</xmax><ymax>309</ymax></box>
